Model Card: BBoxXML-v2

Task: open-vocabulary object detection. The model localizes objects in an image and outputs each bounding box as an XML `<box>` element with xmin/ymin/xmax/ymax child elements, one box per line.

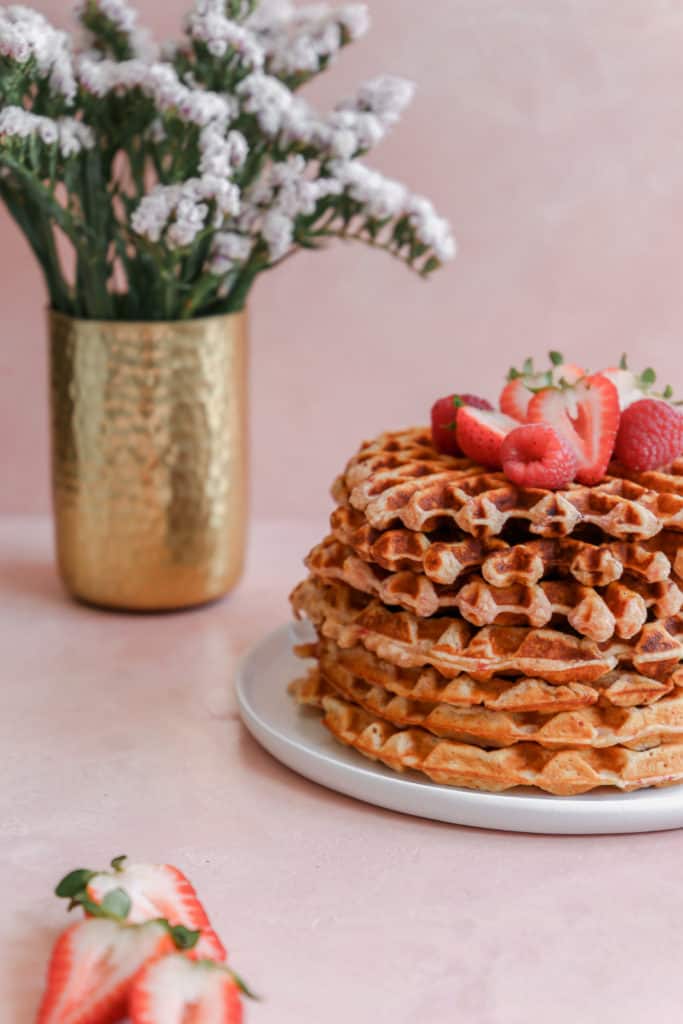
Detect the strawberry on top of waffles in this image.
<box><xmin>430</xmin><ymin>353</ymin><xmax>683</xmax><ymax>487</ymax></box>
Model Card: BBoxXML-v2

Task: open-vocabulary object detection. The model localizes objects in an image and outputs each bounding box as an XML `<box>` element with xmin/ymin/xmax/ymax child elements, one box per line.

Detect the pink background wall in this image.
<box><xmin>3</xmin><ymin>1</ymin><xmax>683</xmax><ymax>523</ymax></box>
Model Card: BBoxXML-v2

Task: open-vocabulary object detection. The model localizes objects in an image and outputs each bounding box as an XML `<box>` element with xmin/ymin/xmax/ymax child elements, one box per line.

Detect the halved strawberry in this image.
<box><xmin>601</xmin><ymin>357</ymin><xmax>670</xmax><ymax>411</ymax></box>
<box><xmin>129</xmin><ymin>954</ymin><xmax>245</xmax><ymax>1024</ymax></box>
<box><xmin>36</xmin><ymin>918</ymin><xmax>173</xmax><ymax>1024</ymax></box>
<box><xmin>499</xmin><ymin>353</ymin><xmax>585</xmax><ymax>422</ymax></box>
<box><xmin>526</xmin><ymin>373</ymin><xmax>620</xmax><ymax>485</ymax></box>
<box><xmin>455</xmin><ymin>407</ymin><xmax>518</xmax><ymax>467</ymax></box>
<box><xmin>57</xmin><ymin>858</ymin><xmax>225</xmax><ymax>962</ymax></box>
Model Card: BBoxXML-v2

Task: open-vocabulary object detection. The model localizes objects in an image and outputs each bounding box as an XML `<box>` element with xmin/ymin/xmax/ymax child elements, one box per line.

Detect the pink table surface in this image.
<box><xmin>2</xmin><ymin>516</ymin><xmax>682</xmax><ymax>1023</ymax></box>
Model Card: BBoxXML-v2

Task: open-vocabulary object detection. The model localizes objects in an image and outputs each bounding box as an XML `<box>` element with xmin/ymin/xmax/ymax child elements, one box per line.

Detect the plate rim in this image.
<box><xmin>235</xmin><ymin>623</ymin><xmax>683</xmax><ymax>835</ymax></box>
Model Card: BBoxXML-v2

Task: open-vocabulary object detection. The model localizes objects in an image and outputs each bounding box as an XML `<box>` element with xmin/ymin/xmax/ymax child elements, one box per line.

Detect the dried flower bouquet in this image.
<box><xmin>0</xmin><ymin>1</ymin><xmax>454</xmax><ymax>320</ymax></box>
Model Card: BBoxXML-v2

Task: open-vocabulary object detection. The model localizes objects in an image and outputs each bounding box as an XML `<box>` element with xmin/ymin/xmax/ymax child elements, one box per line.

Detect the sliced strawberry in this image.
<box><xmin>499</xmin><ymin>378</ymin><xmax>530</xmax><ymax>422</ymax></box>
<box><xmin>613</xmin><ymin>398</ymin><xmax>683</xmax><ymax>471</ymax></box>
<box><xmin>430</xmin><ymin>393</ymin><xmax>493</xmax><ymax>454</ymax></box>
<box><xmin>129</xmin><ymin>954</ymin><xmax>244</xmax><ymax>1024</ymax></box>
<box><xmin>526</xmin><ymin>373</ymin><xmax>620</xmax><ymax>485</ymax></box>
<box><xmin>499</xmin><ymin>353</ymin><xmax>585</xmax><ymax>423</ymax></box>
<box><xmin>501</xmin><ymin>423</ymin><xmax>577</xmax><ymax>489</ymax></box>
<box><xmin>84</xmin><ymin>861</ymin><xmax>226</xmax><ymax>962</ymax></box>
<box><xmin>36</xmin><ymin>918</ymin><xmax>172</xmax><ymax>1024</ymax></box>
<box><xmin>455</xmin><ymin>407</ymin><xmax>518</xmax><ymax>468</ymax></box>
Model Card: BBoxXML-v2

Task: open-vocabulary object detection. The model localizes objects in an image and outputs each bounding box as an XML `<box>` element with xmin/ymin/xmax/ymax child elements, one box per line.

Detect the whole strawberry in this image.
<box><xmin>613</xmin><ymin>397</ymin><xmax>683</xmax><ymax>471</ymax></box>
<box><xmin>431</xmin><ymin>393</ymin><xmax>493</xmax><ymax>455</ymax></box>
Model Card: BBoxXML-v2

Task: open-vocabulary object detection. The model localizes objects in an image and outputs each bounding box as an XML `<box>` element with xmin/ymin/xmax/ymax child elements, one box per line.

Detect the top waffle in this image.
<box><xmin>336</xmin><ymin>428</ymin><xmax>683</xmax><ymax>539</ymax></box>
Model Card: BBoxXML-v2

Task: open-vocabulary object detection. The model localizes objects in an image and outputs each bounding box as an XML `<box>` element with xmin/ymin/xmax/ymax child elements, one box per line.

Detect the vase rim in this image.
<box><xmin>47</xmin><ymin>307</ymin><xmax>247</xmax><ymax>327</ymax></box>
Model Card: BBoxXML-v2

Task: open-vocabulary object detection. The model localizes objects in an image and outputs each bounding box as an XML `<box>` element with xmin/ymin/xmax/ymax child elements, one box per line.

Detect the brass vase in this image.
<box><xmin>48</xmin><ymin>310</ymin><xmax>248</xmax><ymax>611</ymax></box>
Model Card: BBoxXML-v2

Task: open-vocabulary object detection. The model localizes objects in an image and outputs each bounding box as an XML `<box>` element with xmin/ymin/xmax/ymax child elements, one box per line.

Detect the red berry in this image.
<box><xmin>455</xmin><ymin>407</ymin><xmax>518</xmax><ymax>467</ymax></box>
<box><xmin>501</xmin><ymin>423</ymin><xmax>578</xmax><ymax>489</ymax></box>
<box><xmin>431</xmin><ymin>393</ymin><xmax>493</xmax><ymax>455</ymax></box>
<box><xmin>526</xmin><ymin>373</ymin><xmax>620</xmax><ymax>485</ymax></box>
<box><xmin>499</xmin><ymin>378</ymin><xmax>530</xmax><ymax>422</ymax></box>
<box><xmin>613</xmin><ymin>398</ymin><xmax>683</xmax><ymax>472</ymax></box>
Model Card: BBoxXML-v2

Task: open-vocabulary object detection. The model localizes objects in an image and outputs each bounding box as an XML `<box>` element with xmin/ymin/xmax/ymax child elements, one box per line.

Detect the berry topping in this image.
<box><xmin>455</xmin><ymin>407</ymin><xmax>518</xmax><ymax>468</ymax></box>
<box><xmin>500</xmin><ymin>423</ymin><xmax>578</xmax><ymax>490</ymax></box>
<box><xmin>601</xmin><ymin>356</ymin><xmax>674</xmax><ymax>411</ymax></box>
<box><xmin>499</xmin><ymin>352</ymin><xmax>585</xmax><ymax>422</ymax></box>
<box><xmin>613</xmin><ymin>398</ymin><xmax>683</xmax><ymax>472</ymax></box>
<box><xmin>431</xmin><ymin>393</ymin><xmax>493</xmax><ymax>454</ymax></box>
<box><xmin>526</xmin><ymin>373</ymin><xmax>620</xmax><ymax>485</ymax></box>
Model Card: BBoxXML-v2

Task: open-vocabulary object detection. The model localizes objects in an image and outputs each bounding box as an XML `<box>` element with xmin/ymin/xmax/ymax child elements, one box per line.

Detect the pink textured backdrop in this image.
<box><xmin>3</xmin><ymin>1</ymin><xmax>683</xmax><ymax>521</ymax></box>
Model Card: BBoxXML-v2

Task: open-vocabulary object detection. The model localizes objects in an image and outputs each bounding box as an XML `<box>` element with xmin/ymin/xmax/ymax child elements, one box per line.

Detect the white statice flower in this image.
<box><xmin>209</xmin><ymin>230</ymin><xmax>253</xmax><ymax>274</ymax></box>
<box><xmin>186</xmin><ymin>1</ymin><xmax>264</xmax><ymax>67</ymax></box>
<box><xmin>338</xmin><ymin>74</ymin><xmax>415</xmax><ymax>129</ymax></box>
<box><xmin>251</xmin><ymin>3</ymin><xmax>369</xmax><ymax>77</ymax></box>
<box><xmin>406</xmin><ymin>195</ymin><xmax>456</xmax><ymax>262</ymax></box>
<box><xmin>236</xmin><ymin>72</ymin><xmax>292</xmax><ymax>135</ymax></box>
<box><xmin>199</xmin><ymin>124</ymin><xmax>248</xmax><ymax>178</ymax></box>
<box><xmin>0</xmin><ymin>6</ymin><xmax>76</xmax><ymax>102</ymax></box>
<box><xmin>329</xmin><ymin>160</ymin><xmax>407</xmax><ymax>218</ymax></box>
<box><xmin>75</xmin><ymin>0</ymin><xmax>137</xmax><ymax>33</ymax></box>
<box><xmin>77</xmin><ymin>56</ymin><xmax>235</xmax><ymax>127</ymax></box>
<box><xmin>0</xmin><ymin>105</ymin><xmax>95</xmax><ymax>157</ymax></box>
<box><xmin>260</xmin><ymin>208</ymin><xmax>293</xmax><ymax>261</ymax></box>
<box><xmin>132</xmin><ymin>176</ymin><xmax>240</xmax><ymax>250</ymax></box>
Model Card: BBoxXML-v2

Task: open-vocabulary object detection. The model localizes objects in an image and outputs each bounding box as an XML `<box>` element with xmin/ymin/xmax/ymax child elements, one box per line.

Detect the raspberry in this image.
<box><xmin>501</xmin><ymin>423</ymin><xmax>578</xmax><ymax>489</ymax></box>
<box><xmin>613</xmin><ymin>398</ymin><xmax>683</xmax><ymax>472</ymax></box>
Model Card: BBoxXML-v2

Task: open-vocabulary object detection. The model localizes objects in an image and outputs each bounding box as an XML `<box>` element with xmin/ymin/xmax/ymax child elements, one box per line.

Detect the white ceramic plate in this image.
<box><xmin>235</xmin><ymin>623</ymin><xmax>683</xmax><ymax>834</ymax></box>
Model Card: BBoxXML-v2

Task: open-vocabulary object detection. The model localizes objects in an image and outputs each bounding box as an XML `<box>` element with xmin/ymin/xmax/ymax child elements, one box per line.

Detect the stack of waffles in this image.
<box><xmin>289</xmin><ymin>427</ymin><xmax>683</xmax><ymax>795</ymax></box>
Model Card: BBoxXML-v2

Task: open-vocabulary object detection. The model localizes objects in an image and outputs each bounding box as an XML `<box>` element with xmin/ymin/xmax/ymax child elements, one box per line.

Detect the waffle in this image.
<box><xmin>313</xmin><ymin>694</ymin><xmax>683</xmax><ymax>794</ymax></box>
<box><xmin>339</xmin><ymin>428</ymin><xmax>683</xmax><ymax>538</ymax></box>
<box><xmin>309</xmin><ymin>639</ymin><xmax>676</xmax><ymax>711</ymax></box>
<box><xmin>296</xmin><ymin>658</ymin><xmax>683</xmax><ymax>750</ymax></box>
<box><xmin>613</xmin><ymin>459</ymin><xmax>683</xmax><ymax>498</ymax></box>
<box><xmin>331</xmin><ymin>505</ymin><xmax>675</xmax><ymax>587</ymax></box>
<box><xmin>292</xmin><ymin>577</ymin><xmax>683</xmax><ymax>683</ymax></box>
<box><xmin>305</xmin><ymin>535</ymin><xmax>683</xmax><ymax>639</ymax></box>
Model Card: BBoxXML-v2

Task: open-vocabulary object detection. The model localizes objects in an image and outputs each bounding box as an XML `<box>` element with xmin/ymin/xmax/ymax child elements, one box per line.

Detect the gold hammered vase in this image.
<box><xmin>48</xmin><ymin>310</ymin><xmax>248</xmax><ymax>611</ymax></box>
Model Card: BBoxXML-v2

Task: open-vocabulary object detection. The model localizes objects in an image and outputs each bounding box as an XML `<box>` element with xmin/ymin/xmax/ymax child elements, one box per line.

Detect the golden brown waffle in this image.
<box><xmin>612</xmin><ymin>459</ymin><xmax>683</xmax><ymax>498</ymax></box>
<box><xmin>305</xmin><ymin>535</ymin><xmax>683</xmax><ymax>640</ymax></box>
<box><xmin>297</xmin><ymin>661</ymin><xmax>683</xmax><ymax>751</ymax></box>
<box><xmin>339</xmin><ymin>428</ymin><xmax>683</xmax><ymax>538</ymax></box>
<box><xmin>331</xmin><ymin>505</ymin><xmax>675</xmax><ymax>587</ymax></box>
<box><xmin>311</xmin><ymin>639</ymin><xmax>676</xmax><ymax>711</ymax></box>
<box><xmin>314</xmin><ymin>694</ymin><xmax>683</xmax><ymax>794</ymax></box>
<box><xmin>291</xmin><ymin>577</ymin><xmax>683</xmax><ymax>683</ymax></box>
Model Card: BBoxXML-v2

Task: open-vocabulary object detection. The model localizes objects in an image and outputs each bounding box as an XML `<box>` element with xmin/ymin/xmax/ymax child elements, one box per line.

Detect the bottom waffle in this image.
<box><xmin>292</xmin><ymin>665</ymin><xmax>683</xmax><ymax>750</ymax></box>
<box><xmin>295</xmin><ymin>691</ymin><xmax>683</xmax><ymax>795</ymax></box>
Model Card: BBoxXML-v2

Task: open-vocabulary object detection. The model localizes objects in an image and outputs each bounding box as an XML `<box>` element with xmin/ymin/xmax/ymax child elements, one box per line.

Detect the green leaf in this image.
<box><xmin>619</xmin><ymin>353</ymin><xmax>628</xmax><ymax>370</ymax></box>
<box><xmin>640</xmin><ymin>367</ymin><xmax>656</xmax><ymax>387</ymax></box>
<box><xmin>169</xmin><ymin>925</ymin><xmax>200</xmax><ymax>951</ymax></box>
<box><xmin>55</xmin><ymin>869</ymin><xmax>95</xmax><ymax>899</ymax></box>
<box><xmin>522</xmin><ymin>357</ymin><xmax>533</xmax><ymax>376</ymax></box>
<box><xmin>100</xmin><ymin>887</ymin><xmax>131</xmax><ymax>920</ymax></box>
<box><xmin>663</xmin><ymin>384</ymin><xmax>674</xmax><ymax>400</ymax></box>
<box><xmin>549</xmin><ymin>350</ymin><xmax>563</xmax><ymax>366</ymax></box>
<box><xmin>228</xmin><ymin>967</ymin><xmax>260</xmax><ymax>1001</ymax></box>
<box><xmin>110</xmin><ymin>855</ymin><xmax>127</xmax><ymax>872</ymax></box>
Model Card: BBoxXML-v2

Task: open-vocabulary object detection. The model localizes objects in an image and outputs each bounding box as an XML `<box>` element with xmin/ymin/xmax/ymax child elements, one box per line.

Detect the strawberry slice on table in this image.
<box><xmin>430</xmin><ymin>393</ymin><xmax>493</xmax><ymax>454</ymax></box>
<box><xmin>499</xmin><ymin>352</ymin><xmax>585</xmax><ymax>422</ymax></box>
<box><xmin>455</xmin><ymin>407</ymin><xmax>518</xmax><ymax>468</ymax></box>
<box><xmin>526</xmin><ymin>373</ymin><xmax>620</xmax><ymax>485</ymax></box>
<box><xmin>129</xmin><ymin>953</ymin><xmax>248</xmax><ymax>1024</ymax></box>
<box><xmin>35</xmin><ymin>918</ymin><xmax>174</xmax><ymax>1024</ymax></box>
<box><xmin>56</xmin><ymin>857</ymin><xmax>226</xmax><ymax>962</ymax></box>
